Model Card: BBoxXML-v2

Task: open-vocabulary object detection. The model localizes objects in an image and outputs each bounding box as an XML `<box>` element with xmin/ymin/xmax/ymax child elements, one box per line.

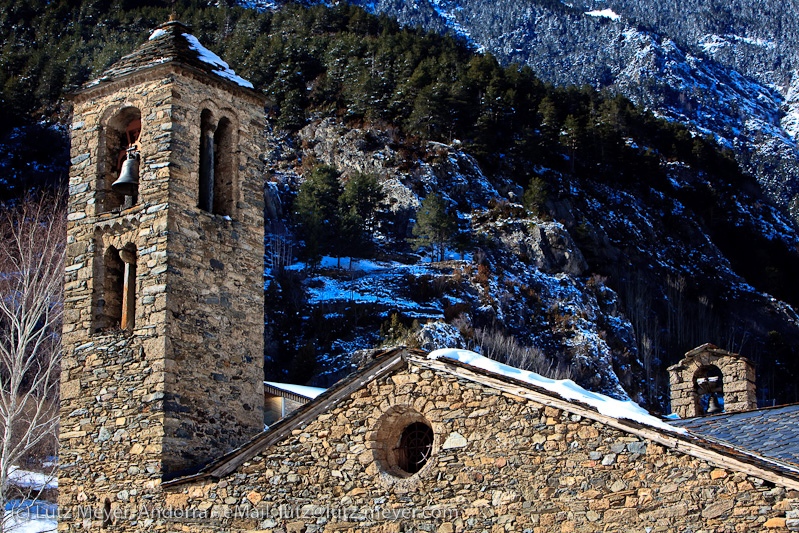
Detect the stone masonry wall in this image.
<box><xmin>155</xmin><ymin>363</ymin><xmax>799</xmax><ymax>533</ymax></box>
<box><xmin>58</xmin><ymin>334</ymin><xmax>166</xmax><ymax>530</ymax></box>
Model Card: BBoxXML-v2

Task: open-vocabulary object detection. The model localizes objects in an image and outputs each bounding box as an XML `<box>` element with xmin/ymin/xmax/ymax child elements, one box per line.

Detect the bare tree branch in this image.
<box><xmin>0</xmin><ymin>194</ymin><xmax>65</xmax><ymax>532</ymax></box>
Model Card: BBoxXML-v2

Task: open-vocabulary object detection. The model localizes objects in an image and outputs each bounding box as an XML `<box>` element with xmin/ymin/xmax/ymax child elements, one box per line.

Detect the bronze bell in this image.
<box><xmin>112</xmin><ymin>149</ymin><xmax>140</xmax><ymax>196</ymax></box>
<box><xmin>706</xmin><ymin>394</ymin><xmax>723</xmax><ymax>414</ymax></box>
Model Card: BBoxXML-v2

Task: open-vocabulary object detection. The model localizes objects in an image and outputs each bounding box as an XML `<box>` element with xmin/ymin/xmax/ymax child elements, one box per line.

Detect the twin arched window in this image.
<box><xmin>198</xmin><ymin>109</ymin><xmax>234</xmax><ymax>216</ymax></box>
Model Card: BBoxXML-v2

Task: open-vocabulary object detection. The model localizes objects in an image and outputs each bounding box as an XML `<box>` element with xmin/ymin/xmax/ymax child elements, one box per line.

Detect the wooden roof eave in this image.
<box><xmin>263</xmin><ymin>384</ymin><xmax>315</xmax><ymax>404</ymax></box>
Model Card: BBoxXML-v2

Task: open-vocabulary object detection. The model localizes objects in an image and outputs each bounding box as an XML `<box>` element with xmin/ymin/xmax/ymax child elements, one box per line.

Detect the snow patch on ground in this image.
<box><xmin>289</xmin><ymin>257</ymin><xmax>444</xmax><ymax>319</ymax></box>
<box><xmin>585</xmin><ymin>9</ymin><xmax>620</xmax><ymax>21</ymax></box>
<box><xmin>428</xmin><ymin>348</ymin><xmax>683</xmax><ymax>433</ymax></box>
<box><xmin>8</xmin><ymin>468</ymin><xmax>57</xmax><ymax>490</ymax></box>
<box><xmin>698</xmin><ymin>34</ymin><xmax>776</xmax><ymax>55</ymax></box>
<box><xmin>238</xmin><ymin>0</ymin><xmax>280</xmax><ymax>11</ymax></box>
<box><xmin>3</xmin><ymin>511</ymin><xmax>56</xmax><ymax>533</ymax></box>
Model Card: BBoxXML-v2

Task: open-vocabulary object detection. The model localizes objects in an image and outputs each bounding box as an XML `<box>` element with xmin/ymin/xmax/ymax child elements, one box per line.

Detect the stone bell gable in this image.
<box><xmin>153</xmin><ymin>350</ymin><xmax>799</xmax><ymax>533</ymax></box>
<box><xmin>59</xmin><ymin>21</ymin><xmax>266</xmax><ymax>529</ymax></box>
<box><xmin>668</xmin><ymin>343</ymin><xmax>757</xmax><ymax>418</ymax></box>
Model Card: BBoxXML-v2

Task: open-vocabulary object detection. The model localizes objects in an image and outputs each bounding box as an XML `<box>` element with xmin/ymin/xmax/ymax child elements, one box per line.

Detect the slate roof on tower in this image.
<box><xmin>78</xmin><ymin>20</ymin><xmax>256</xmax><ymax>93</ymax></box>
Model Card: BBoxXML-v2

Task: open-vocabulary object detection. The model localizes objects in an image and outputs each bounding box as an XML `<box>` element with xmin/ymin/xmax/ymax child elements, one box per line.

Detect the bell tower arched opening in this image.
<box><xmin>198</xmin><ymin>108</ymin><xmax>236</xmax><ymax>217</ymax></box>
<box><xmin>93</xmin><ymin>243</ymin><xmax>136</xmax><ymax>333</ymax></box>
<box><xmin>100</xmin><ymin>107</ymin><xmax>142</xmax><ymax>213</ymax></box>
<box><xmin>213</xmin><ymin>116</ymin><xmax>234</xmax><ymax>216</ymax></box>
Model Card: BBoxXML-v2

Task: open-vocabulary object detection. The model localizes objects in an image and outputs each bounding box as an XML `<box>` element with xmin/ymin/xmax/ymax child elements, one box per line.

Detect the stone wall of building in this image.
<box><xmin>154</xmin><ymin>363</ymin><xmax>799</xmax><ymax>533</ymax></box>
<box><xmin>58</xmin><ymin>334</ymin><xmax>166</xmax><ymax>530</ymax></box>
<box><xmin>157</xmin><ymin>69</ymin><xmax>265</xmax><ymax>475</ymax></box>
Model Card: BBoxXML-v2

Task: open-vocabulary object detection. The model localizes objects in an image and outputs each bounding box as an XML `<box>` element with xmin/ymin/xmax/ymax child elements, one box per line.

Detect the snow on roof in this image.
<box><xmin>428</xmin><ymin>348</ymin><xmax>684</xmax><ymax>434</ymax></box>
<box><xmin>585</xmin><ymin>9</ymin><xmax>621</xmax><ymax>21</ymax></box>
<box><xmin>181</xmin><ymin>33</ymin><xmax>254</xmax><ymax>89</ymax></box>
<box><xmin>148</xmin><ymin>28</ymin><xmax>167</xmax><ymax>41</ymax></box>
<box><xmin>264</xmin><ymin>381</ymin><xmax>326</xmax><ymax>399</ymax></box>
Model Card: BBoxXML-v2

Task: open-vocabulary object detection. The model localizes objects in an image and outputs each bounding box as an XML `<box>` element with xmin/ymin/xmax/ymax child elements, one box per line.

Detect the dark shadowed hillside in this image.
<box><xmin>340</xmin><ymin>0</ymin><xmax>799</xmax><ymax>222</ymax></box>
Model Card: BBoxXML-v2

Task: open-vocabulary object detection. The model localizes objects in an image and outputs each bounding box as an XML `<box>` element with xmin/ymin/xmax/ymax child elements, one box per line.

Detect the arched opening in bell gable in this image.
<box><xmin>694</xmin><ymin>364</ymin><xmax>724</xmax><ymax>415</ymax></box>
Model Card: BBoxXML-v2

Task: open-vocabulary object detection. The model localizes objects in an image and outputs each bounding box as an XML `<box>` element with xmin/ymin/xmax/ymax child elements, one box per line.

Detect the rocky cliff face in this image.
<box><xmin>229</xmin><ymin>0</ymin><xmax>799</xmax><ymax>410</ymax></box>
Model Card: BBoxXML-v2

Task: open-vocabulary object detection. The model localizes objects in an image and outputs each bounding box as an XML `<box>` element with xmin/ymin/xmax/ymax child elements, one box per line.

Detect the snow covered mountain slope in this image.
<box><xmin>340</xmin><ymin>0</ymin><xmax>799</xmax><ymax>216</ymax></box>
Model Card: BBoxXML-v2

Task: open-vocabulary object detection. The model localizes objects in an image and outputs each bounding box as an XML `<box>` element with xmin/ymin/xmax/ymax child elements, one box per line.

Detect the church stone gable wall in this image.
<box><xmin>165</xmin><ymin>364</ymin><xmax>799</xmax><ymax>533</ymax></box>
<box><xmin>159</xmin><ymin>70</ymin><xmax>265</xmax><ymax>473</ymax></box>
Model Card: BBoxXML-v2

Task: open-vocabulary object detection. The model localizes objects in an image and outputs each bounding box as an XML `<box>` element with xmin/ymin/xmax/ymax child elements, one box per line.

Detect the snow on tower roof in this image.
<box><xmin>80</xmin><ymin>21</ymin><xmax>256</xmax><ymax>92</ymax></box>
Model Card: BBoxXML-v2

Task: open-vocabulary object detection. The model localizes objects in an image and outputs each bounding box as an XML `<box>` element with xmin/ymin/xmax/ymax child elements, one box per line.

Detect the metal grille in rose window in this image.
<box><xmin>397</xmin><ymin>422</ymin><xmax>433</xmax><ymax>474</ymax></box>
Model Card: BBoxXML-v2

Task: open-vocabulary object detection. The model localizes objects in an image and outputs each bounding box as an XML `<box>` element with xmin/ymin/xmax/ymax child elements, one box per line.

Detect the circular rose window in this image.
<box><xmin>372</xmin><ymin>406</ymin><xmax>437</xmax><ymax>479</ymax></box>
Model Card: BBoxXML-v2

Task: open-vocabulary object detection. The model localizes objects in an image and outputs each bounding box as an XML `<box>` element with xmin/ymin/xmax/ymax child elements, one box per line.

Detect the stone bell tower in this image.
<box><xmin>59</xmin><ymin>21</ymin><xmax>265</xmax><ymax>527</ymax></box>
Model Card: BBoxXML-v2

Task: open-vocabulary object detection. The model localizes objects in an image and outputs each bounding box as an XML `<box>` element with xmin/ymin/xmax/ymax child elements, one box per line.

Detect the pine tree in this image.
<box><xmin>561</xmin><ymin>114</ymin><xmax>582</xmax><ymax>173</ymax></box>
<box><xmin>294</xmin><ymin>164</ymin><xmax>343</xmax><ymax>268</ymax></box>
<box><xmin>341</xmin><ymin>171</ymin><xmax>385</xmax><ymax>234</ymax></box>
<box><xmin>338</xmin><ymin>172</ymin><xmax>385</xmax><ymax>263</ymax></box>
<box><xmin>523</xmin><ymin>176</ymin><xmax>548</xmax><ymax>216</ymax></box>
<box><xmin>409</xmin><ymin>193</ymin><xmax>457</xmax><ymax>262</ymax></box>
